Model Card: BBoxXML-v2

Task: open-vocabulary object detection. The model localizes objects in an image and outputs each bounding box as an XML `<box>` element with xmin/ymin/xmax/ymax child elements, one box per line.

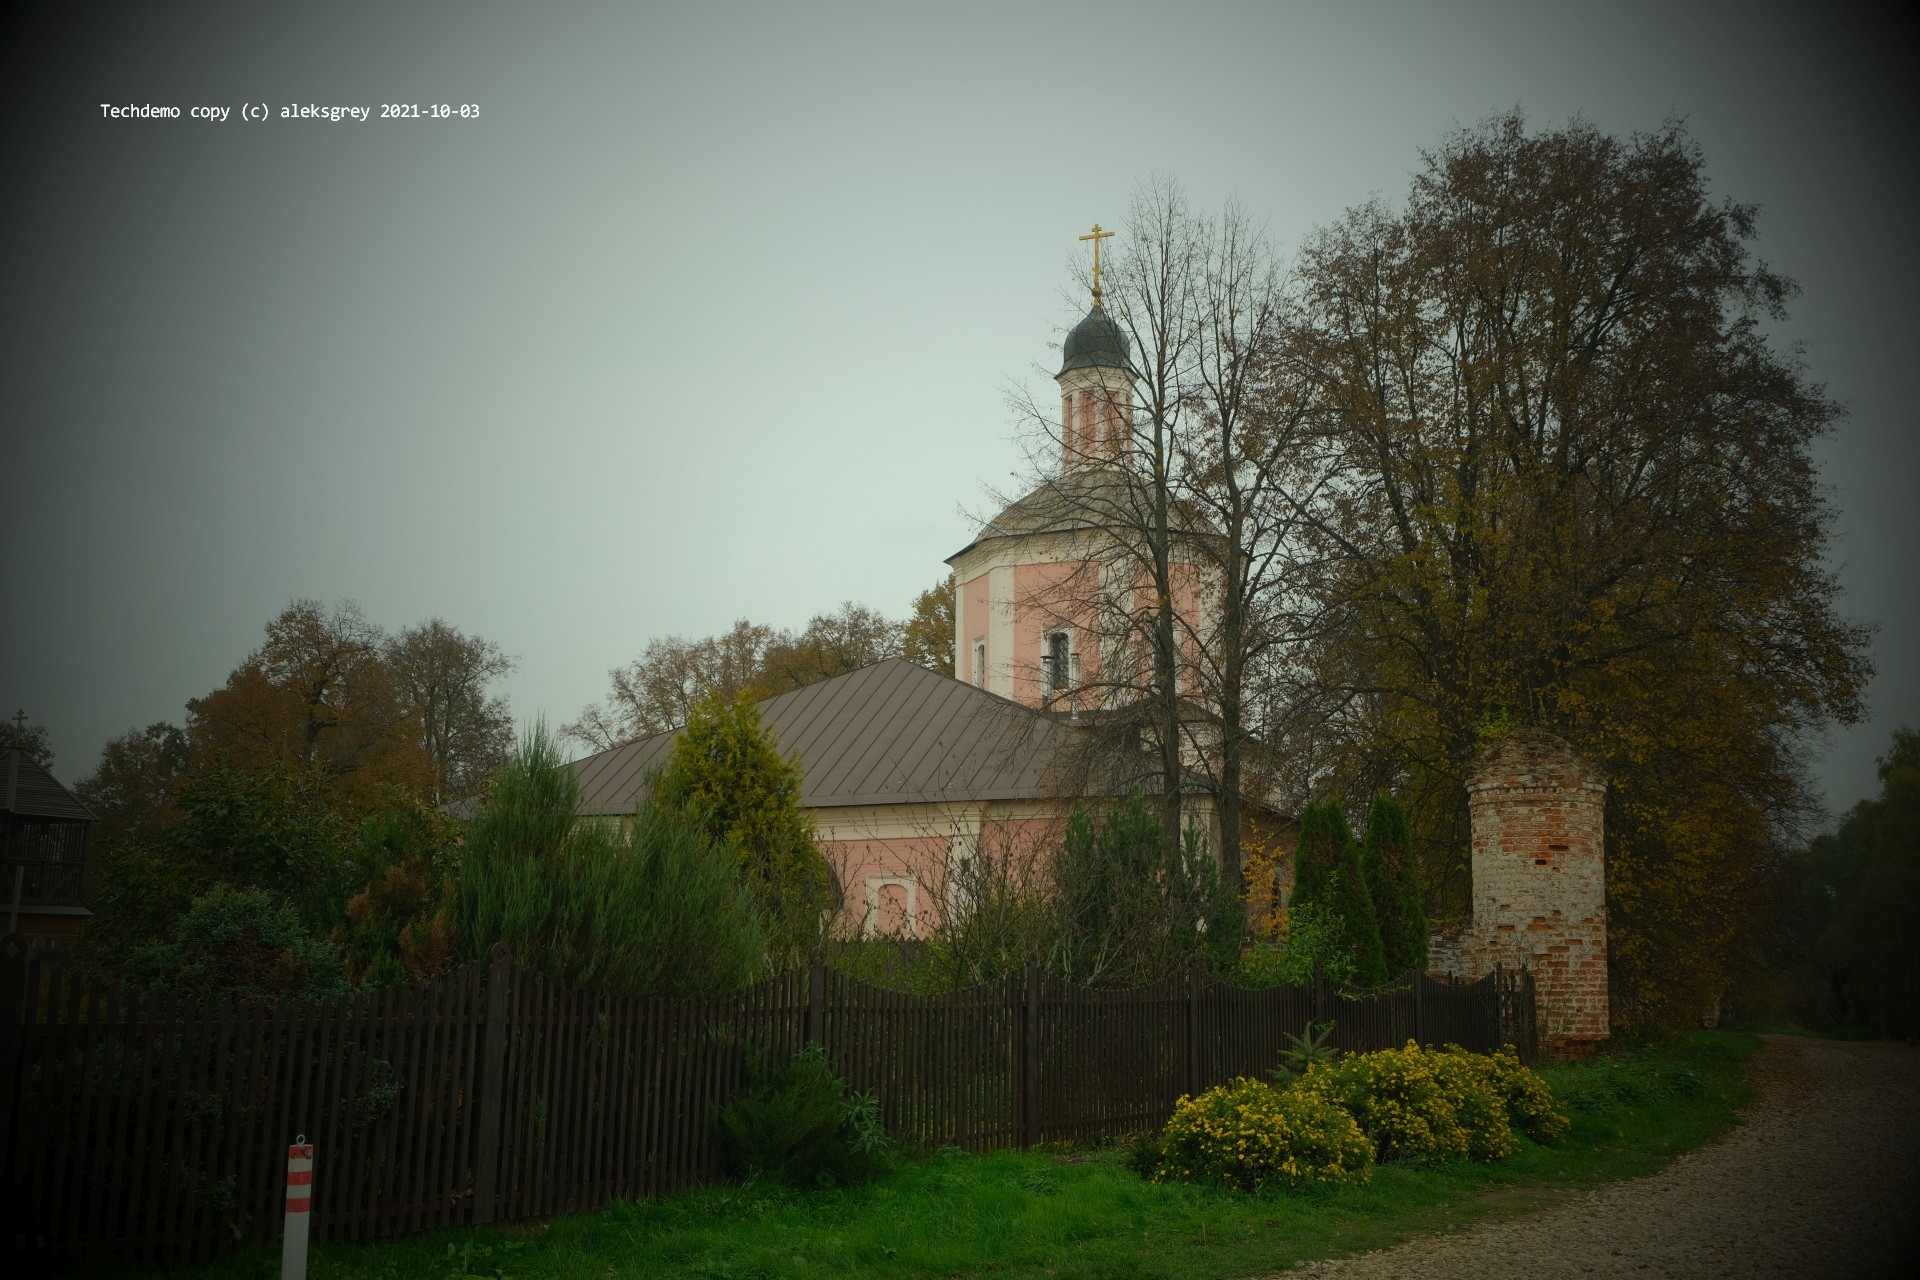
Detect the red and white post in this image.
<box><xmin>283</xmin><ymin>1138</ymin><xmax>314</xmax><ymax>1280</ymax></box>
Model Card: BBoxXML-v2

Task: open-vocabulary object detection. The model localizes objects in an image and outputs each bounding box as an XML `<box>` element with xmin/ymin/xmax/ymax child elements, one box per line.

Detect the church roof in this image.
<box><xmin>946</xmin><ymin>466</ymin><xmax>1222</xmax><ymax>563</ymax></box>
<box><xmin>2</xmin><ymin>749</ymin><xmax>95</xmax><ymax>821</ymax></box>
<box><xmin>571</xmin><ymin>658</ymin><xmax>1096</xmax><ymax>816</ymax></box>
<box><xmin>1059</xmin><ymin>304</ymin><xmax>1132</xmax><ymax>374</ymax></box>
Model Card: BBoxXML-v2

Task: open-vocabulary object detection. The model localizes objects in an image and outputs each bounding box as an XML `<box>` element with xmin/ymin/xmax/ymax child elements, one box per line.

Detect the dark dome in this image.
<box><xmin>1058</xmin><ymin>305</ymin><xmax>1132</xmax><ymax>375</ymax></box>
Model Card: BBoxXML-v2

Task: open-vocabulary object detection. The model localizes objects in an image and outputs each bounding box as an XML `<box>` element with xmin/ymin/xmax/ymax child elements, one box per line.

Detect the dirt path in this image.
<box><xmin>1262</xmin><ymin>1036</ymin><xmax>1920</xmax><ymax>1279</ymax></box>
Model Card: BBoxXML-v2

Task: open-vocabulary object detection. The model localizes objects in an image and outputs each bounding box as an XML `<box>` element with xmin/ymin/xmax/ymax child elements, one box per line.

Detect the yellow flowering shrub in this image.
<box><xmin>1443</xmin><ymin>1045</ymin><xmax>1570</xmax><ymax>1145</ymax></box>
<box><xmin>1294</xmin><ymin>1041</ymin><xmax>1516</xmax><ymax>1165</ymax></box>
<box><xmin>1153</xmin><ymin>1077</ymin><xmax>1373</xmax><ymax>1192</ymax></box>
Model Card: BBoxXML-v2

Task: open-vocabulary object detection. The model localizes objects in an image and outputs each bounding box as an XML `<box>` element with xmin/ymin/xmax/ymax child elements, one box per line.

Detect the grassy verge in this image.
<box><xmin>154</xmin><ymin>1032</ymin><xmax>1758</xmax><ymax>1280</ymax></box>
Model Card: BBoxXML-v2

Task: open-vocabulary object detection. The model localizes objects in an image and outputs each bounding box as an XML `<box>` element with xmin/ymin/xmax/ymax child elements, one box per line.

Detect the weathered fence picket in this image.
<box><xmin>0</xmin><ymin>934</ymin><xmax>1527</xmax><ymax>1267</ymax></box>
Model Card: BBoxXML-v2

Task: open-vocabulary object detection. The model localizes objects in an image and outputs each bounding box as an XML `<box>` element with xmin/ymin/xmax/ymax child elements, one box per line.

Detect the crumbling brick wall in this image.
<box><xmin>1464</xmin><ymin>731</ymin><xmax>1608</xmax><ymax>1057</ymax></box>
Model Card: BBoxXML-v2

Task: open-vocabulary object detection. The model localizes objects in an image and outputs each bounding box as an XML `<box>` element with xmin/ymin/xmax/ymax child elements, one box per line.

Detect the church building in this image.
<box><xmin>572</xmin><ymin>237</ymin><xmax>1259</xmax><ymax>939</ymax></box>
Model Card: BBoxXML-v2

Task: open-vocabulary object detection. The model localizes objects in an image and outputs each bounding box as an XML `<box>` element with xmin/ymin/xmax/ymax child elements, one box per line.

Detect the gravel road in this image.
<box><xmin>1260</xmin><ymin>1035</ymin><xmax>1920</xmax><ymax>1279</ymax></box>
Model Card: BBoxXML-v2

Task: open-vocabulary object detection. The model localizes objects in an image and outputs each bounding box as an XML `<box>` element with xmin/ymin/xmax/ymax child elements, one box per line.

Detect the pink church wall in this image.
<box><xmin>1010</xmin><ymin>561</ymin><xmax>1100</xmax><ymax>706</ymax></box>
<box><xmin>818</xmin><ymin>813</ymin><xmax>1074</xmax><ymax>939</ymax></box>
<box><xmin>823</xmin><ymin>835</ymin><xmax>950</xmax><ymax>937</ymax></box>
<box><xmin>961</xmin><ymin>572</ymin><xmax>991</xmax><ymax>685</ymax></box>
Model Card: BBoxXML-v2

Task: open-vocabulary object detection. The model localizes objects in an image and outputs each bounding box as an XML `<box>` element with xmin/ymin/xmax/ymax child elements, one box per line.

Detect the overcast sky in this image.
<box><xmin>3</xmin><ymin>1</ymin><xmax>1914</xmax><ymax>820</ymax></box>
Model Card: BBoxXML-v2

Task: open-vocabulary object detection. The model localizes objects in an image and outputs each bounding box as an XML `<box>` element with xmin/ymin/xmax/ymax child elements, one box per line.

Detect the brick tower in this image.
<box><xmin>1466</xmin><ymin>731</ymin><xmax>1608</xmax><ymax>1058</ymax></box>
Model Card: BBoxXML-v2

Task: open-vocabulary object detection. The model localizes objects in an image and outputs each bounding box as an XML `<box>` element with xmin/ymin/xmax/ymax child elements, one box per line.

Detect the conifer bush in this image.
<box><xmin>455</xmin><ymin>726</ymin><xmax>766</xmax><ymax>998</ymax></box>
<box><xmin>655</xmin><ymin>692</ymin><xmax>832</xmax><ymax>965</ymax></box>
<box><xmin>1289</xmin><ymin>800</ymin><xmax>1387</xmax><ymax>985</ymax></box>
<box><xmin>1361</xmin><ymin>793</ymin><xmax>1427</xmax><ymax>976</ymax></box>
<box><xmin>717</xmin><ymin>1046</ymin><xmax>892</xmax><ymax>1188</ymax></box>
<box><xmin>1151</xmin><ymin>1077</ymin><xmax>1373</xmax><ymax>1193</ymax></box>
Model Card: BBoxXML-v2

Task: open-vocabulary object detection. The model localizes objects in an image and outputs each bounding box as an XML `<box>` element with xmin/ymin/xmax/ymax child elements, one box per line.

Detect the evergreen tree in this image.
<box><xmin>1050</xmin><ymin>793</ymin><xmax>1230</xmax><ymax>985</ymax></box>
<box><xmin>655</xmin><ymin>691</ymin><xmax>833</xmax><ymax>963</ymax></box>
<box><xmin>455</xmin><ymin>725</ymin><xmax>766</xmax><ymax>998</ymax></box>
<box><xmin>1288</xmin><ymin>799</ymin><xmax>1386</xmax><ymax>985</ymax></box>
<box><xmin>1361</xmin><ymin>792</ymin><xmax>1427</xmax><ymax>977</ymax></box>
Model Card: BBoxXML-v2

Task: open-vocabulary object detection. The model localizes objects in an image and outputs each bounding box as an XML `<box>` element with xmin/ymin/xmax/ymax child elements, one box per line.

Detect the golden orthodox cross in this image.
<box><xmin>1079</xmin><ymin>223</ymin><xmax>1114</xmax><ymax>303</ymax></box>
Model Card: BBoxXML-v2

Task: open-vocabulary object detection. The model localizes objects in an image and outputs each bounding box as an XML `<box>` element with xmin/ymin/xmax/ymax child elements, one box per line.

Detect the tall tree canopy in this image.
<box><xmin>1276</xmin><ymin>113</ymin><xmax>1872</xmax><ymax>1023</ymax></box>
<box><xmin>1</xmin><ymin>711</ymin><xmax>55</xmax><ymax>768</ymax></box>
<box><xmin>567</xmin><ymin>599</ymin><xmax>918</xmax><ymax>750</ymax></box>
<box><xmin>184</xmin><ymin>600</ymin><xmax>515</xmax><ymax>810</ymax></box>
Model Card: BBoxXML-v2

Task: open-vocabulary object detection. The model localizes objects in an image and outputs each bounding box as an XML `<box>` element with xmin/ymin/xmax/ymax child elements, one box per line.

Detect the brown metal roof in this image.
<box><xmin>571</xmin><ymin>658</ymin><xmax>1102</xmax><ymax>817</ymax></box>
<box><xmin>1</xmin><ymin>749</ymin><xmax>95</xmax><ymax>821</ymax></box>
<box><xmin>947</xmin><ymin>466</ymin><xmax>1222</xmax><ymax>564</ymax></box>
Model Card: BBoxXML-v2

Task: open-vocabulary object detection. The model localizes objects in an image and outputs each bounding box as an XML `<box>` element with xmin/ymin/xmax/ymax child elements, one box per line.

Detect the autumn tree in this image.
<box><xmin>385</xmin><ymin>619</ymin><xmax>515</xmax><ymax>801</ymax></box>
<box><xmin>567</xmin><ymin>600</ymin><xmax>913</xmax><ymax>751</ymax></box>
<box><xmin>1</xmin><ymin>710</ymin><xmax>54</xmax><ymax>767</ymax></box>
<box><xmin>566</xmin><ymin>619</ymin><xmax>779</xmax><ymax>749</ymax></box>
<box><xmin>73</xmin><ymin>722</ymin><xmax>187</xmax><ymax>851</ymax></box>
<box><xmin>1277</xmin><ymin>113</ymin><xmax>1872</xmax><ymax>1022</ymax></box>
<box><xmin>186</xmin><ymin>599</ymin><xmax>432</xmax><ymax>810</ymax></box>
<box><xmin>900</xmin><ymin>578</ymin><xmax>955</xmax><ymax>673</ymax></box>
<box><xmin>759</xmin><ymin>603</ymin><xmax>901</xmax><ymax>693</ymax></box>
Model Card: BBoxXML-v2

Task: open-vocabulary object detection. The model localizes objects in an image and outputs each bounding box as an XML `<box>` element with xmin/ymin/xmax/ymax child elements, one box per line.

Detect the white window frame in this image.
<box><xmin>863</xmin><ymin>875</ymin><xmax>919</xmax><ymax>940</ymax></box>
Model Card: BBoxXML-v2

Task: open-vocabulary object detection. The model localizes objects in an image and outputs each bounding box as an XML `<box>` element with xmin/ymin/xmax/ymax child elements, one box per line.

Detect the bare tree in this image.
<box><xmin>386</xmin><ymin>619</ymin><xmax>516</xmax><ymax>802</ymax></box>
<box><xmin>997</xmin><ymin>182</ymin><xmax>1322</xmax><ymax>892</ymax></box>
<box><xmin>566</xmin><ymin>604</ymin><xmax>906</xmax><ymax>751</ymax></box>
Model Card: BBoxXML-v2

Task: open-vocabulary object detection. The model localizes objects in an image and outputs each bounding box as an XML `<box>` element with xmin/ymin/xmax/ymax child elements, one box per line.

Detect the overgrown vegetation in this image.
<box><xmin>1050</xmin><ymin>793</ymin><xmax>1237</xmax><ymax>985</ymax></box>
<box><xmin>1362</xmin><ymin>794</ymin><xmax>1426</xmax><ymax>976</ymax></box>
<box><xmin>716</xmin><ymin>1046</ymin><xmax>892</xmax><ymax>1188</ymax></box>
<box><xmin>1732</xmin><ymin>727</ymin><xmax>1919</xmax><ymax>1040</ymax></box>
<box><xmin>454</xmin><ymin>726</ymin><xmax>766</xmax><ymax>998</ymax></box>
<box><xmin>123</xmin><ymin>884</ymin><xmax>348</xmax><ymax>1004</ymax></box>
<box><xmin>1287</xmin><ymin>799</ymin><xmax>1385</xmax><ymax>986</ymax></box>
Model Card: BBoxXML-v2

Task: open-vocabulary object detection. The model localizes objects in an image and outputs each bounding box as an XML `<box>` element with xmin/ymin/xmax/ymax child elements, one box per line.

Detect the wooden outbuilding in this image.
<box><xmin>1</xmin><ymin>747</ymin><xmax>94</xmax><ymax>941</ymax></box>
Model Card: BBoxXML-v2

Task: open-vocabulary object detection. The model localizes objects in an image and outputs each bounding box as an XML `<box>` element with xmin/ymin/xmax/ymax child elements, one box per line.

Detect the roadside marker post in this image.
<box><xmin>283</xmin><ymin>1138</ymin><xmax>314</xmax><ymax>1280</ymax></box>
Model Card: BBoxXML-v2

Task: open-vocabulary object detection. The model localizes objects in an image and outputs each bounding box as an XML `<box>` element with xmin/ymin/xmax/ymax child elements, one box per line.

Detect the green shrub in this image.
<box><xmin>1290</xmin><ymin>800</ymin><xmax>1386</xmax><ymax>985</ymax></box>
<box><xmin>717</xmin><ymin>1046</ymin><xmax>891</xmax><ymax>1188</ymax></box>
<box><xmin>1293</xmin><ymin>1040</ymin><xmax>1516</xmax><ymax>1166</ymax></box>
<box><xmin>1542</xmin><ymin>1046</ymin><xmax>1707</xmax><ymax>1117</ymax></box>
<box><xmin>1152</xmin><ymin>1077</ymin><xmax>1374</xmax><ymax>1193</ymax></box>
<box><xmin>654</xmin><ymin>692</ymin><xmax>832</xmax><ymax>965</ymax></box>
<box><xmin>1266</xmin><ymin>1020</ymin><xmax>1338</xmax><ymax>1088</ymax></box>
<box><xmin>124</xmin><ymin>884</ymin><xmax>347</xmax><ymax>1005</ymax></box>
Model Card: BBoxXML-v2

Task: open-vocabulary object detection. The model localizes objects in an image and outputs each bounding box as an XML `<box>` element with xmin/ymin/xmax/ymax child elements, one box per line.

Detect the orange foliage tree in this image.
<box><xmin>1271</xmin><ymin>113</ymin><xmax>1873</xmax><ymax>1025</ymax></box>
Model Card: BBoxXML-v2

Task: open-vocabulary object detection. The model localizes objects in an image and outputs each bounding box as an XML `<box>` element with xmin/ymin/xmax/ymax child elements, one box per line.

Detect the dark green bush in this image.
<box><xmin>1543</xmin><ymin>1047</ymin><xmax>1706</xmax><ymax>1116</ymax></box>
<box><xmin>717</xmin><ymin>1046</ymin><xmax>891</xmax><ymax>1188</ymax></box>
<box><xmin>124</xmin><ymin>884</ymin><xmax>347</xmax><ymax>1004</ymax></box>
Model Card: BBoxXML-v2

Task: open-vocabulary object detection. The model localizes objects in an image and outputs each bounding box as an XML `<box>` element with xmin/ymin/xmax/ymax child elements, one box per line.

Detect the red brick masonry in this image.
<box><xmin>1462</xmin><ymin>731</ymin><xmax>1608</xmax><ymax>1057</ymax></box>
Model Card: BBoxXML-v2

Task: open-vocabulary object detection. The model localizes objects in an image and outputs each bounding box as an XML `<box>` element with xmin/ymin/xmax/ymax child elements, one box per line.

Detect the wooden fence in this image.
<box><xmin>0</xmin><ymin>935</ymin><xmax>1530</xmax><ymax>1268</ymax></box>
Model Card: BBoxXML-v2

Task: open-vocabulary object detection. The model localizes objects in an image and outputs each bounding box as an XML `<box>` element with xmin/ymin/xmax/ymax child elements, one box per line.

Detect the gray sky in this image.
<box><xmin>3</xmin><ymin>1</ymin><xmax>1914</xmax><ymax>819</ymax></box>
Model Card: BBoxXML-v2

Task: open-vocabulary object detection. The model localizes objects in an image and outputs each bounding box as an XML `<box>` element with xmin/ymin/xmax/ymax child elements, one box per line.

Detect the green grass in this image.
<box><xmin>153</xmin><ymin>1032</ymin><xmax>1758</xmax><ymax>1280</ymax></box>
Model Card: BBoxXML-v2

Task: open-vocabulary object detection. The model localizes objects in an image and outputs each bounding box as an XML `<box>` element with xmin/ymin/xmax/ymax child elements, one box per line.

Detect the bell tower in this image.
<box><xmin>1058</xmin><ymin>224</ymin><xmax>1136</xmax><ymax>472</ymax></box>
<box><xmin>946</xmin><ymin>225</ymin><xmax>1145</xmax><ymax>708</ymax></box>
